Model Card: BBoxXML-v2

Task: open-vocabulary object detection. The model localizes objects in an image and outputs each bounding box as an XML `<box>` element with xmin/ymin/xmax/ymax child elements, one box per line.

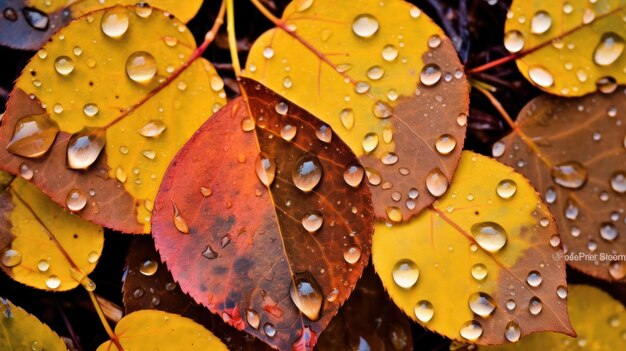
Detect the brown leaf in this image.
<box><xmin>152</xmin><ymin>78</ymin><xmax>375</xmax><ymax>350</ymax></box>
<box><xmin>495</xmin><ymin>89</ymin><xmax>626</xmax><ymax>282</ymax></box>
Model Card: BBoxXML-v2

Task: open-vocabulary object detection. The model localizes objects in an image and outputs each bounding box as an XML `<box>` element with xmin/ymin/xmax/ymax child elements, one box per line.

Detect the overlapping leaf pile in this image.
<box><xmin>0</xmin><ymin>0</ymin><xmax>624</xmax><ymax>350</ymax></box>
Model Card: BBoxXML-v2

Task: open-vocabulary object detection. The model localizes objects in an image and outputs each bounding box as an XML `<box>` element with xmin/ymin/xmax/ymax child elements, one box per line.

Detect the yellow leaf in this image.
<box><xmin>482</xmin><ymin>285</ymin><xmax>626</xmax><ymax>350</ymax></box>
<box><xmin>2</xmin><ymin>5</ymin><xmax>226</xmax><ymax>233</ymax></box>
<box><xmin>505</xmin><ymin>0</ymin><xmax>626</xmax><ymax>96</ymax></box>
<box><xmin>27</xmin><ymin>0</ymin><xmax>203</xmax><ymax>22</ymax></box>
<box><xmin>245</xmin><ymin>0</ymin><xmax>469</xmax><ymax>221</ymax></box>
<box><xmin>373</xmin><ymin>151</ymin><xmax>574</xmax><ymax>344</ymax></box>
<box><xmin>96</xmin><ymin>310</ymin><xmax>229</xmax><ymax>351</ymax></box>
<box><xmin>0</xmin><ymin>298</ymin><xmax>67</xmax><ymax>351</ymax></box>
<box><xmin>0</xmin><ymin>172</ymin><xmax>104</xmax><ymax>291</ymax></box>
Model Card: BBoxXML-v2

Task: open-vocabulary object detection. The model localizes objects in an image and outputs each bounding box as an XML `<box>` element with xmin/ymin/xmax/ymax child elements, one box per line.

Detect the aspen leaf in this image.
<box><xmin>373</xmin><ymin>151</ymin><xmax>574</xmax><ymax>344</ymax></box>
<box><xmin>493</xmin><ymin>90</ymin><xmax>626</xmax><ymax>282</ymax></box>
<box><xmin>246</xmin><ymin>0</ymin><xmax>469</xmax><ymax>222</ymax></box>
<box><xmin>152</xmin><ymin>78</ymin><xmax>374</xmax><ymax>351</ymax></box>
<box><xmin>96</xmin><ymin>309</ymin><xmax>229</xmax><ymax>351</ymax></box>
<box><xmin>0</xmin><ymin>172</ymin><xmax>103</xmax><ymax>291</ymax></box>
<box><xmin>505</xmin><ymin>0</ymin><xmax>626</xmax><ymax>96</ymax></box>
<box><xmin>0</xmin><ymin>5</ymin><xmax>226</xmax><ymax>233</ymax></box>
<box><xmin>0</xmin><ymin>0</ymin><xmax>203</xmax><ymax>50</ymax></box>
<box><xmin>0</xmin><ymin>297</ymin><xmax>66</xmax><ymax>350</ymax></box>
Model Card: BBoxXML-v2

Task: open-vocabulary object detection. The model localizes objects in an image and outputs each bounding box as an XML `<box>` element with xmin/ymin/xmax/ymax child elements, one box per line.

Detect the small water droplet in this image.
<box><xmin>382</xmin><ymin>44</ymin><xmax>399</xmax><ymax>61</ymax></box>
<box><xmin>7</xmin><ymin>114</ymin><xmax>59</xmax><ymax>158</ymax></box>
<box><xmin>343</xmin><ymin>164</ymin><xmax>364</xmax><ymax>188</ymax></box>
<box><xmin>340</xmin><ymin>108</ymin><xmax>354</xmax><ymax>130</ymax></box>
<box><xmin>173</xmin><ymin>202</ymin><xmax>189</xmax><ymax>234</ymax></box>
<box><xmin>435</xmin><ymin>134</ymin><xmax>456</xmax><ymax>155</ymax></box>
<box><xmin>246</xmin><ymin>309</ymin><xmax>260</xmax><ymax>329</ymax></box>
<box><xmin>135</xmin><ymin>2</ymin><xmax>153</xmax><ymax>17</ymax></box>
<box><xmin>420</xmin><ymin>64</ymin><xmax>442</xmax><ymax>86</ymax></box>
<box><xmin>460</xmin><ymin>320</ymin><xmax>483</xmax><ymax>341</ymax></box>
<box><xmin>280</xmin><ymin>124</ymin><xmax>297</xmax><ymax>141</ymax></box>
<box><xmin>362</xmin><ymin>133</ymin><xmax>379</xmax><ymax>153</ymax></box>
<box><xmin>593</xmin><ymin>32</ymin><xmax>624</xmax><ymax>66</ymax></box>
<box><xmin>344</xmin><ymin>246</ymin><xmax>361</xmax><ymax>264</ymax></box>
<box><xmin>526</xmin><ymin>271</ymin><xmax>542</xmax><ymax>287</ymax></box>
<box><xmin>292</xmin><ymin>155</ymin><xmax>323</xmax><ymax>192</ymax></box>
<box><xmin>428</xmin><ymin>35</ymin><xmax>442</xmax><ymax>48</ymax></box>
<box><xmin>45</xmin><ymin>275</ymin><xmax>61</xmax><ymax>289</ymax></box>
<box><xmin>316</xmin><ymin>125</ymin><xmax>332</xmax><ymax>143</ymax></box>
<box><xmin>386</xmin><ymin>206</ymin><xmax>402</xmax><ymax>222</ymax></box>
<box><xmin>596</xmin><ymin>76</ymin><xmax>618</xmax><ymax>94</ymax></box>
<box><xmin>372</xmin><ymin>101</ymin><xmax>393</xmax><ymax>119</ymax></box>
<box><xmin>528</xmin><ymin>66</ymin><xmax>554</xmax><ymax>87</ymax></box>
<box><xmin>352</xmin><ymin>14</ymin><xmax>379</xmax><ymax>38</ymax></box>
<box><xmin>504</xmin><ymin>321</ymin><xmax>521</xmax><ymax>342</ymax></box>
<box><xmin>414</xmin><ymin>300</ymin><xmax>434</xmax><ymax>323</ymax></box>
<box><xmin>255</xmin><ymin>152</ymin><xmax>276</xmax><ymax>187</ymax></box>
<box><xmin>530</xmin><ymin>11</ymin><xmax>552</xmax><ymax>34</ymax></box>
<box><xmin>392</xmin><ymin>259</ymin><xmax>419</xmax><ymax>288</ymax></box>
<box><xmin>366</xmin><ymin>66</ymin><xmax>385</xmax><ymax>80</ymax></box>
<box><xmin>468</xmin><ymin>292</ymin><xmax>496</xmax><ymax>317</ymax></box>
<box><xmin>23</xmin><ymin>7</ymin><xmax>49</xmax><ymax>30</ymax></box>
<box><xmin>3</xmin><ymin>8</ymin><xmax>17</xmax><ymax>22</ymax></box>
<box><xmin>126</xmin><ymin>51</ymin><xmax>157</xmax><ymax>84</ymax></box>
<box><xmin>426</xmin><ymin>168</ymin><xmax>448</xmax><ymax>197</ymax></box>
<box><xmin>54</xmin><ymin>56</ymin><xmax>74</xmax><ymax>76</ymax></box>
<box><xmin>496</xmin><ymin>179</ymin><xmax>517</xmax><ymax>199</ymax></box>
<box><xmin>66</xmin><ymin>189</ymin><xmax>87</xmax><ymax>211</ymax></box>
<box><xmin>139</xmin><ymin>259</ymin><xmax>158</xmax><ymax>276</ymax></box>
<box><xmin>263</xmin><ymin>46</ymin><xmax>274</xmax><ymax>59</ymax></box>
<box><xmin>504</xmin><ymin>30</ymin><xmax>524</xmax><ymax>53</ymax></box>
<box><xmin>289</xmin><ymin>271</ymin><xmax>323</xmax><ymax>321</ymax></box>
<box><xmin>611</xmin><ymin>171</ymin><xmax>626</xmax><ymax>193</ymax></box>
<box><xmin>1</xmin><ymin>249</ymin><xmax>22</xmax><ymax>268</ymax></box>
<box><xmin>137</xmin><ymin>120</ymin><xmax>167</xmax><ymax>138</ymax></box>
<box><xmin>201</xmin><ymin>245</ymin><xmax>218</xmax><ymax>259</ymax></box>
<box><xmin>557</xmin><ymin>286</ymin><xmax>567</xmax><ymax>299</ymax></box>
<box><xmin>609</xmin><ymin>261</ymin><xmax>626</xmax><ymax>279</ymax></box>
<box><xmin>529</xmin><ymin>296</ymin><xmax>542</xmax><ymax>315</ymax></box>
<box><xmin>600</xmin><ymin>222</ymin><xmax>619</xmax><ymax>241</ymax></box>
<box><xmin>471</xmin><ymin>222</ymin><xmax>507</xmax><ymax>252</ymax></box>
<box><xmin>471</xmin><ymin>263</ymin><xmax>488</xmax><ymax>281</ymax></box>
<box><xmin>19</xmin><ymin>163</ymin><xmax>33</xmax><ymax>180</ymax></box>
<box><xmin>101</xmin><ymin>7</ymin><xmax>129</xmax><ymax>38</ymax></box>
<box><xmin>264</xmin><ymin>323</ymin><xmax>276</xmax><ymax>337</ymax></box>
<box><xmin>302</xmin><ymin>211</ymin><xmax>323</xmax><ymax>233</ymax></box>
<box><xmin>67</xmin><ymin>128</ymin><xmax>106</xmax><ymax>170</ymax></box>
<box><xmin>551</xmin><ymin>161</ymin><xmax>587</xmax><ymax>189</ymax></box>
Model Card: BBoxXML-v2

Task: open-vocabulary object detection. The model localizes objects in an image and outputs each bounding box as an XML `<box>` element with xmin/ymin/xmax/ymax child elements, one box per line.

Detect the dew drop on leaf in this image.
<box><xmin>1</xmin><ymin>249</ymin><xmax>22</xmax><ymax>268</ymax></box>
<box><xmin>101</xmin><ymin>7</ymin><xmax>129</xmax><ymax>38</ymax></box>
<box><xmin>138</xmin><ymin>120</ymin><xmax>167</xmax><ymax>138</ymax></box>
<box><xmin>414</xmin><ymin>300</ymin><xmax>434</xmax><ymax>323</ymax></box>
<box><xmin>172</xmin><ymin>202</ymin><xmax>189</xmax><ymax>234</ymax></box>
<box><xmin>289</xmin><ymin>271</ymin><xmax>323</xmax><ymax>321</ymax></box>
<box><xmin>23</xmin><ymin>7</ymin><xmax>49</xmax><ymax>31</ymax></box>
<box><xmin>504</xmin><ymin>321</ymin><xmax>521</xmax><ymax>342</ymax></box>
<box><xmin>530</xmin><ymin>11</ymin><xmax>552</xmax><ymax>34</ymax></box>
<box><xmin>264</xmin><ymin>323</ymin><xmax>276</xmax><ymax>337</ymax></box>
<box><xmin>435</xmin><ymin>134</ymin><xmax>456</xmax><ymax>155</ymax></box>
<box><xmin>362</xmin><ymin>133</ymin><xmax>379</xmax><ymax>153</ymax></box>
<box><xmin>340</xmin><ymin>108</ymin><xmax>354</xmax><ymax>130</ymax></box>
<box><xmin>600</xmin><ymin>222</ymin><xmax>619</xmax><ymax>241</ymax></box>
<box><xmin>496</xmin><ymin>179</ymin><xmax>517</xmax><ymax>199</ymax></box>
<box><xmin>425</xmin><ymin>168</ymin><xmax>448</xmax><ymax>197</ymax></box>
<box><xmin>504</xmin><ymin>30</ymin><xmax>524</xmax><ymax>53</ymax></box>
<box><xmin>551</xmin><ymin>161</ymin><xmax>588</xmax><ymax>189</ymax></box>
<box><xmin>557</xmin><ymin>286</ymin><xmax>568</xmax><ymax>299</ymax></box>
<box><xmin>280</xmin><ymin>124</ymin><xmax>297</xmax><ymax>141</ymax></box>
<box><xmin>528</xmin><ymin>66</ymin><xmax>554</xmax><ymax>87</ymax></box>
<box><xmin>134</xmin><ymin>2</ymin><xmax>153</xmax><ymax>18</ymax></box>
<box><xmin>392</xmin><ymin>259</ymin><xmax>419</xmax><ymax>289</ymax></box>
<box><xmin>343</xmin><ymin>164</ymin><xmax>364</xmax><ymax>188</ymax></box>
<box><xmin>366</xmin><ymin>66</ymin><xmax>385</xmax><ymax>80</ymax></box>
<box><xmin>3</xmin><ymin>7</ymin><xmax>17</xmax><ymax>22</ymax></box>
<box><xmin>526</xmin><ymin>270</ymin><xmax>542</xmax><ymax>287</ymax></box>
<box><xmin>54</xmin><ymin>56</ymin><xmax>75</xmax><ymax>76</ymax></box>
<box><xmin>372</xmin><ymin>100</ymin><xmax>393</xmax><ymax>118</ymax></box>
<box><xmin>344</xmin><ymin>246</ymin><xmax>361</xmax><ymax>264</ymax></box>
<box><xmin>67</xmin><ymin>128</ymin><xmax>106</xmax><ymax>169</ymax></box>
<box><xmin>37</xmin><ymin>260</ymin><xmax>49</xmax><ymax>272</ymax></box>
<box><xmin>470</xmin><ymin>222</ymin><xmax>507</xmax><ymax>252</ymax></box>
<box><xmin>316</xmin><ymin>124</ymin><xmax>332</xmax><ymax>143</ymax></box>
<box><xmin>468</xmin><ymin>292</ymin><xmax>496</xmax><ymax>317</ymax></box>
<box><xmin>420</xmin><ymin>64</ymin><xmax>442</xmax><ymax>86</ymax></box>
<box><xmin>65</xmin><ymin>189</ymin><xmax>87</xmax><ymax>212</ymax></box>
<box><xmin>470</xmin><ymin>263</ymin><xmax>488</xmax><ymax>281</ymax></box>
<box><xmin>125</xmin><ymin>51</ymin><xmax>158</xmax><ymax>84</ymax></box>
<box><xmin>611</xmin><ymin>171</ymin><xmax>626</xmax><ymax>193</ymax></box>
<box><xmin>246</xmin><ymin>309</ymin><xmax>260</xmax><ymax>329</ymax></box>
<box><xmin>201</xmin><ymin>245</ymin><xmax>218</xmax><ymax>259</ymax></box>
<box><xmin>593</xmin><ymin>32</ymin><xmax>624</xmax><ymax>66</ymax></box>
<box><xmin>459</xmin><ymin>320</ymin><xmax>483</xmax><ymax>341</ymax></box>
<box><xmin>382</xmin><ymin>44</ymin><xmax>399</xmax><ymax>61</ymax></box>
<box><xmin>255</xmin><ymin>152</ymin><xmax>276</xmax><ymax>187</ymax></box>
<box><xmin>139</xmin><ymin>259</ymin><xmax>158</xmax><ymax>276</ymax></box>
<box><xmin>45</xmin><ymin>275</ymin><xmax>61</xmax><ymax>289</ymax></box>
<box><xmin>529</xmin><ymin>296</ymin><xmax>543</xmax><ymax>315</ymax></box>
<box><xmin>352</xmin><ymin>14</ymin><xmax>379</xmax><ymax>38</ymax></box>
<box><xmin>609</xmin><ymin>261</ymin><xmax>626</xmax><ymax>279</ymax></box>
<box><xmin>6</xmin><ymin>114</ymin><xmax>59</xmax><ymax>158</ymax></box>
<box><xmin>275</xmin><ymin>101</ymin><xmax>288</xmax><ymax>116</ymax></box>
<box><xmin>302</xmin><ymin>211</ymin><xmax>323</xmax><ymax>233</ymax></box>
<box><xmin>292</xmin><ymin>155</ymin><xmax>323</xmax><ymax>192</ymax></box>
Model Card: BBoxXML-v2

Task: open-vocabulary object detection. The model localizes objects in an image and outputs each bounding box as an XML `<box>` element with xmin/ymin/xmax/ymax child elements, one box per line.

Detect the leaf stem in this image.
<box><xmin>226</xmin><ymin>0</ymin><xmax>242</xmax><ymax>77</ymax></box>
<box><xmin>88</xmin><ymin>290</ymin><xmax>124</xmax><ymax>351</ymax></box>
<box><xmin>249</xmin><ymin>0</ymin><xmax>282</xmax><ymax>25</ymax></box>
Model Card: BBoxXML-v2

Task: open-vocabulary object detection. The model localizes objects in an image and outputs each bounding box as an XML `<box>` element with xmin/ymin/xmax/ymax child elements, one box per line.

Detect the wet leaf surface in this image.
<box><xmin>152</xmin><ymin>77</ymin><xmax>374</xmax><ymax>350</ymax></box>
<box><xmin>373</xmin><ymin>151</ymin><xmax>573</xmax><ymax>344</ymax></box>
<box><xmin>505</xmin><ymin>0</ymin><xmax>626</xmax><ymax>96</ymax></box>
<box><xmin>0</xmin><ymin>5</ymin><xmax>226</xmax><ymax>233</ymax></box>
<box><xmin>0</xmin><ymin>171</ymin><xmax>103</xmax><ymax>291</ymax></box>
<box><xmin>245</xmin><ymin>0</ymin><xmax>469</xmax><ymax>222</ymax></box>
<box><xmin>0</xmin><ymin>297</ymin><xmax>66</xmax><ymax>350</ymax></box>
<box><xmin>96</xmin><ymin>309</ymin><xmax>229</xmax><ymax>351</ymax></box>
<box><xmin>0</xmin><ymin>0</ymin><xmax>203</xmax><ymax>50</ymax></box>
<box><xmin>494</xmin><ymin>89</ymin><xmax>626</xmax><ymax>283</ymax></box>
<box><xmin>124</xmin><ymin>237</ymin><xmax>413</xmax><ymax>351</ymax></box>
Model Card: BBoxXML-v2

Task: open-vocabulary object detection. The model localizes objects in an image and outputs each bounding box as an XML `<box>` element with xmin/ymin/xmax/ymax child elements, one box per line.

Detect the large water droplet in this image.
<box><xmin>504</xmin><ymin>30</ymin><xmax>524</xmax><ymax>53</ymax></box>
<box><xmin>496</xmin><ymin>179</ymin><xmax>517</xmax><ymax>199</ymax></box>
<box><xmin>426</xmin><ymin>168</ymin><xmax>448</xmax><ymax>197</ymax></box>
<box><xmin>54</xmin><ymin>56</ymin><xmax>75</xmax><ymax>76</ymax></box>
<box><xmin>344</xmin><ymin>246</ymin><xmax>361</xmax><ymax>264</ymax></box>
<box><xmin>343</xmin><ymin>164</ymin><xmax>364</xmax><ymax>187</ymax></box>
<box><xmin>528</xmin><ymin>66</ymin><xmax>554</xmax><ymax>87</ymax></box>
<box><xmin>289</xmin><ymin>271</ymin><xmax>323</xmax><ymax>321</ymax></box>
<box><xmin>392</xmin><ymin>259</ymin><xmax>419</xmax><ymax>288</ymax></box>
<box><xmin>471</xmin><ymin>263</ymin><xmax>488</xmax><ymax>281</ymax></box>
<box><xmin>420</xmin><ymin>64</ymin><xmax>442</xmax><ymax>86</ymax></box>
<box><xmin>281</xmin><ymin>124</ymin><xmax>297</xmax><ymax>141</ymax></box>
<box><xmin>139</xmin><ymin>259</ymin><xmax>158</xmax><ymax>276</ymax></box>
<box><xmin>45</xmin><ymin>275</ymin><xmax>61</xmax><ymax>289</ymax></box>
<box><xmin>471</xmin><ymin>222</ymin><xmax>507</xmax><ymax>252</ymax></box>
<box><xmin>292</xmin><ymin>155</ymin><xmax>322</xmax><ymax>192</ymax></box>
<box><xmin>460</xmin><ymin>321</ymin><xmax>483</xmax><ymax>341</ymax></box>
<box><xmin>66</xmin><ymin>189</ymin><xmax>87</xmax><ymax>211</ymax></box>
<box><xmin>593</xmin><ymin>32</ymin><xmax>624</xmax><ymax>66</ymax></box>
<box><xmin>414</xmin><ymin>300</ymin><xmax>434</xmax><ymax>323</ymax></box>
<box><xmin>382</xmin><ymin>44</ymin><xmax>399</xmax><ymax>61</ymax></box>
<box><xmin>362</xmin><ymin>133</ymin><xmax>379</xmax><ymax>153</ymax></box>
<box><xmin>529</xmin><ymin>297</ymin><xmax>542</xmax><ymax>315</ymax></box>
<box><xmin>255</xmin><ymin>152</ymin><xmax>276</xmax><ymax>187</ymax></box>
<box><xmin>367</xmin><ymin>66</ymin><xmax>385</xmax><ymax>80</ymax></box>
<box><xmin>435</xmin><ymin>134</ymin><xmax>456</xmax><ymax>155</ymax></box>
<box><xmin>7</xmin><ymin>114</ymin><xmax>59</xmax><ymax>158</ymax></box>
<box><xmin>83</xmin><ymin>103</ymin><xmax>99</xmax><ymax>118</ymax></box>
<box><xmin>468</xmin><ymin>292</ymin><xmax>496</xmax><ymax>317</ymax></box>
<box><xmin>173</xmin><ymin>202</ymin><xmax>189</xmax><ymax>234</ymax></box>
<box><xmin>67</xmin><ymin>128</ymin><xmax>106</xmax><ymax>170</ymax></box>
<box><xmin>504</xmin><ymin>321</ymin><xmax>521</xmax><ymax>342</ymax></box>
<box><xmin>526</xmin><ymin>271</ymin><xmax>542</xmax><ymax>287</ymax></box>
<box><xmin>1</xmin><ymin>249</ymin><xmax>22</xmax><ymax>268</ymax></box>
<box><xmin>352</xmin><ymin>14</ymin><xmax>379</xmax><ymax>38</ymax></box>
<box><xmin>23</xmin><ymin>7</ymin><xmax>49</xmax><ymax>31</ymax></box>
<box><xmin>386</xmin><ymin>206</ymin><xmax>402</xmax><ymax>222</ymax></box>
<box><xmin>530</xmin><ymin>11</ymin><xmax>552</xmax><ymax>34</ymax></box>
<box><xmin>316</xmin><ymin>125</ymin><xmax>332</xmax><ymax>143</ymax></box>
<box><xmin>126</xmin><ymin>51</ymin><xmax>157</xmax><ymax>83</ymax></box>
<box><xmin>101</xmin><ymin>7</ymin><xmax>129</xmax><ymax>38</ymax></box>
<box><xmin>302</xmin><ymin>211</ymin><xmax>323</xmax><ymax>233</ymax></box>
<box><xmin>138</xmin><ymin>120</ymin><xmax>167</xmax><ymax>138</ymax></box>
<box><xmin>557</xmin><ymin>286</ymin><xmax>568</xmax><ymax>299</ymax></box>
<box><xmin>372</xmin><ymin>101</ymin><xmax>393</xmax><ymax>119</ymax></box>
<box><xmin>611</xmin><ymin>171</ymin><xmax>626</xmax><ymax>193</ymax></box>
<box><xmin>600</xmin><ymin>222</ymin><xmax>619</xmax><ymax>241</ymax></box>
<box><xmin>551</xmin><ymin>161</ymin><xmax>587</xmax><ymax>189</ymax></box>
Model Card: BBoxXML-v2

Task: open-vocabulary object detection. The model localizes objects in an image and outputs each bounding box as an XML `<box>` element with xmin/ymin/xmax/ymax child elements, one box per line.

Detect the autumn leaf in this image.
<box><xmin>493</xmin><ymin>90</ymin><xmax>626</xmax><ymax>282</ymax></box>
<box><xmin>481</xmin><ymin>285</ymin><xmax>626</xmax><ymax>350</ymax></box>
<box><xmin>0</xmin><ymin>171</ymin><xmax>103</xmax><ymax>291</ymax></box>
<box><xmin>124</xmin><ymin>237</ymin><xmax>413</xmax><ymax>351</ymax></box>
<box><xmin>152</xmin><ymin>78</ymin><xmax>374</xmax><ymax>350</ymax></box>
<box><xmin>0</xmin><ymin>297</ymin><xmax>66</xmax><ymax>350</ymax></box>
<box><xmin>96</xmin><ymin>309</ymin><xmax>229</xmax><ymax>351</ymax></box>
<box><xmin>245</xmin><ymin>0</ymin><xmax>470</xmax><ymax>222</ymax></box>
<box><xmin>0</xmin><ymin>0</ymin><xmax>203</xmax><ymax>50</ymax></box>
<box><xmin>503</xmin><ymin>0</ymin><xmax>625</xmax><ymax>96</ymax></box>
<box><xmin>0</xmin><ymin>5</ymin><xmax>226</xmax><ymax>233</ymax></box>
<box><xmin>373</xmin><ymin>151</ymin><xmax>574</xmax><ymax>344</ymax></box>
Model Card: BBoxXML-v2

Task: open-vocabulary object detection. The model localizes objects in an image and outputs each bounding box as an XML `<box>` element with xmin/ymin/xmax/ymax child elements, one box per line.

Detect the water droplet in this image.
<box><xmin>526</xmin><ymin>271</ymin><xmax>542</xmax><ymax>287</ymax></box>
<box><xmin>340</xmin><ymin>108</ymin><xmax>354</xmax><ymax>130</ymax></box>
<box><xmin>609</xmin><ymin>261</ymin><xmax>626</xmax><ymax>279</ymax></box>
<box><xmin>460</xmin><ymin>321</ymin><xmax>483</xmax><ymax>341</ymax></box>
<box><xmin>372</xmin><ymin>101</ymin><xmax>393</xmax><ymax>119</ymax></box>
<box><xmin>255</xmin><ymin>152</ymin><xmax>276</xmax><ymax>187</ymax></box>
<box><xmin>386</xmin><ymin>206</ymin><xmax>402</xmax><ymax>222</ymax></box>
<box><xmin>428</xmin><ymin>35</ymin><xmax>442</xmax><ymax>48</ymax></box>
<box><xmin>504</xmin><ymin>321</ymin><xmax>521</xmax><ymax>342</ymax></box>
<box><xmin>87</xmin><ymin>251</ymin><xmax>100</xmax><ymax>264</ymax></box>
<box><xmin>246</xmin><ymin>309</ymin><xmax>260</xmax><ymax>329</ymax></box>
<box><xmin>292</xmin><ymin>155</ymin><xmax>322</xmax><ymax>192</ymax></box>
<box><xmin>366</xmin><ymin>168</ymin><xmax>382</xmax><ymax>186</ymax></box>
<box><xmin>471</xmin><ymin>222</ymin><xmax>507</xmax><ymax>252</ymax></box>
<box><xmin>496</xmin><ymin>179</ymin><xmax>517</xmax><ymax>199</ymax></box>
<box><xmin>352</xmin><ymin>14</ymin><xmax>379</xmax><ymax>38</ymax></box>
<box><xmin>557</xmin><ymin>286</ymin><xmax>567</xmax><ymax>299</ymax></box>
<box><xmin>343</xmin><ymin>164</ymin><xmax>364</xmax><ymax>188</ymax></box>
<box><xmin>470</xmin><ymin>263</ymin><xmax>488</xmax><ymax>281</ymax></box>
<box><xmin>392</xmin><ymin>259</ymin><xmax>419</xmax><ymax>288</ymax></box>
<box><xmin>381</xmin><ymin>152</ymin><xmax>399</xmax><ymax>165</ymax></box>
<box><xmin>504</xmin><ymin>30</ymin><xmax>524</xmax><ymax>53</ymax></box>
<box><xmin>201</xmin><ymin>245</ymin><xmax>218</xmax><ymax>259</ymax></box>
<box><xmin>316</xmin><ymin>125</ymin><xmax>332</xmax><ymax>142</ymax></box>
<box><xmin>362</xmin><ymin>133</ymin><xmax>379</xmax><ymax>153</ymax></box>
<box><xmin>600</xmin><ymin>222</ymin><xmax>619</xmax><ymax>241</ymax></box>
<box><xmin>280</xmin><ymin>124</ymin><xmax>297</xmax><ymax>141</ymax></box>
<box><xmin>65</xmin><ymin>189</ymin><xmax>87</xmax><ymax>212</ymax></box>
<box><xmin>468</xmin><ymin>292</ymin><xmax>496</xmax><ymax>317</ymax></box>
<box><xmin>414</xmin><ymin>300</ymin><xmax>434</xmax><ymax>323</ymax></box>
<box><xmin>126</xmin><ymin>51</ymin><xmax>157</xmax><ymax>84</ymax></box>
<box><xmin>23</xmin><ymin>8</ymin><xmax>49</xmax><ymax>30</ymax></box>
<box><xmin>1</xmin><ymin>249</ymin><xmax>22</xmax><ymax>268</ymax></box>
<box><xmin>264</xmin><ymin>323</ymin><xmax>276</xmax><ymax>337</ymax></box>
<box><xmin>18</xmin><ymin>163</ymin><xmax>33</xmax><ymax>180</ymax></box>
<box><xmin>302</xmin><ymin>211</ymin><xmax>323</xmax><ymax>233</ymax></box>
<box><xmin>45</xmin><ymin>275</ymin><xmax>61</xmax><ymax>289</ymax></box>
<box><xmin>3</xmin><ymin>8</ymin><xmax>17</xmax><ymax>22</ymax></box>
<box><xmin>54</xmin><ymin>56</ymin><xmax>74</xmax><ymax>76</ymax></box>
<box><xmin>530</xmin><ymin>11</ymin><xmax>552</xmax><ymax>34</ymax></box>
<box><xmin>101</xmin><ymin>7</ymin><xmax>129</xmax><ymax>38</ymax></box>
<box><xmin>611</xmin><ymin>171</ymin><xmax>626</xmax><ymax>193</ymax></box>
<box><xmin>529</xmin><ymin>297</ymin><xmax>542</xmax><ymax>315</ymax></box>
<box><xmin>135</xmin><ymin>2</ymin><xmax>153</xmax><ymax>17</ymax></box>
<box><xmin>67</xmin><ymin>128</ymin><xmax>106</xmax><ymax>170</ymax></box>
<box><xmin>597</xmin><ymin>76</ymin><xmax>618</xmax><ymax>94</ymax></box>
<box><xmin>367</xmin><ymin>66</ymin><xmax>385</xmax><ymax>80</ymax></box>
<box><xmin>263</xmin><ymin>46</ymin><xmax>274</xmax><ymax>59</ymax></box>
<box><xmin>344</xmin><ymin>246</ymin><xmax>361</xmax><ymax>264</ymax></box>
<box><xmin>435</xmin><ymin>134</ymin><xmax>456</xmax><ymax>155</ymax></box>
<box><xmin>506</xmin><ymin>299</ymin><xmax>516</xmax><ymax>311</ymax></box>
<box><xmin>7</xmin><ymin>114</ymin><xmax>59</xmax><ymax>158</ymax></box>
<box><xmin>173</xmin><ymin>202</ymin><xmax>189</xmax><ymax>234</ymax></box>
<box><xmin>593</xmin><ymin>32</ymin><xmax>624</xmax><ymax>66</ymax></box>
<box><xmin>426</xmin><ymin>168</ymin><xmax>448</xmax><ymax>197</ymax></box>
<box><xmin>528</xmin><ymin>66</ymin><xmax>554</xmax><ymax>87</ymax></box>
<box><xmin>491</xmin><ymin>141</ymin><xmax>505</xmax><ymax>158</ymax></box>
<box><xmin>409</xmin><ymin>5</ymin><xmax>421</xmax><ymax>18</ymax></box>
<box><xmin>139</xmin><ymin>259</ymin><xmax>158</xmax><ymax>276</ymax></box>
<box><xmin>295</xmin><ymin>0</ymin><xmax>314</xmax><ymax>11</ymax></box>
<box><xmin>551</xmin><ymin>161</ymin><xmax>587</xmax><ymax>189</ymax></box>
<box><xmin>289</xmin><ymin>271</ymin><xmax>323</xmax><ymax>321</ymax></box>
<box><xmin>382</xmin><ymin>44</ymin><xmax>398</xmax><ymax>61</ymax></box>
<box><xmin>137</xmin><ymin>120</ymin><xmax>167</xmax><ymax>138</ymax></box>
<box><xmin>83</xmin><ymin>103</ymin><xmax>99</xmax><ymax>118</ymax></box>
<box><xmin>274</xmin><ymin>102</ymin><xmax>289</xmax><ymax>116</ymax></box>
<box><xmin>31</xmin><ymin>341</ymin><xmax>43</xmax><ymax>351</ymax></box>
<box><xmin>420</xmin><ymin>64</ymin><xmax>442</xmax><ymax>86</ymax></box>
